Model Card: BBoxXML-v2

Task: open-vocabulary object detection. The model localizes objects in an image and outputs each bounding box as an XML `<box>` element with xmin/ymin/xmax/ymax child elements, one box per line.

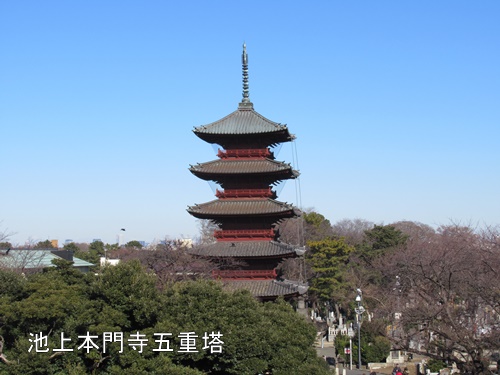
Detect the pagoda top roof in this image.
<box><xmin>193</xmin><ymin>104</ymin><xmax>295</xmax><ymax>139</ymax></box>
<box><xmin>189</xmin><ymin>240</ymin><xmax>305</xmax><ymax>258</ymax></box>
<box><xmin>187</xmin><ymin>198</ymin><xmax>299</xmax><ymax>219</ymax></box>
<box><xmin>189</xmin><ymin>159</ymin><xmax>299</xmax><ymax>178</ymax></box>
<box><xmin>221</xmin><ymin>279</ymin><xmax>308</xmax><ymax>299</ymax></box>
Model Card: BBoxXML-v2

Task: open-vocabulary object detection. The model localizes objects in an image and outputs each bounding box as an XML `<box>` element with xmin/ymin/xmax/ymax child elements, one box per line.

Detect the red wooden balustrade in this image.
<box><xmin>215</xmin><ymin>188</ymin><xmax>275</xmax><ymax>199</ymax></box>
<box><xmin>212</xmin><ymin>269</ymin><xmax>277</xmax><ymax>280</ymax></box>
<box><xmin>217</xmin><ymin>148</ymin><xmax>273</xmax><ymax>159</ymax></box>
<box><xmin>213</xmin><ymin>229</ymin><xmax>275</xmax><ymax>241</ymax></box>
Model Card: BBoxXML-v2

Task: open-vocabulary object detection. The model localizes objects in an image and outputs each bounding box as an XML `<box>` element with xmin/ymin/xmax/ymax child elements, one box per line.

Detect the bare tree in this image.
<box><xmin>0</xmin><ymin>249</ymin><xmax>46</xmax><ymax>273</ymax></box>
<box><xmin>195</xmin><ymin>219</ymin><xmax>217</xmax><ymax>245</ymax></box>
<box><xmin>331</xmin><ymin>218</ymin><xmax>374</xmax><ymax>246</ymax></box>
<box><xmin>0</xmin><ymin>335</ymin><xmax>13</xmax><ymax>365</ymax></box>
<box><xmin>278</xmin><ymin>257</ymin><xmax>309</xmax><ymax>282</ymax></box>
<box><xmin>391</xmin><ymin>220</ymin><xmax>436</xmax><ymax>243</ymax></box>
<box><xmin>277</xmin><ymin>209</ymin><xmax>335</xmax><ymax>245</ymax></box>
<box><xmin>0</xmin><ymin>221</ymin><xmax>14</xmax><ymax>244</ymax></box>
<box><xmin>276</xmin><ymin>217</ymin><xmax>304</xmax><ymax>246</ymax></box>
<box><xmin>109</xmin><ymin>239</ymin><xmax>215</xmax><ymax>289</ymax></box>
<box><xmin>373</xmin><ymin>224</ymin><xmax>500</xmax><ymax>375</ymax></box>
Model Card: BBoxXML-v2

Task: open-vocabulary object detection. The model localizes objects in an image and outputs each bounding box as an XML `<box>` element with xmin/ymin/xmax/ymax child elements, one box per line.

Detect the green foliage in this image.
<box><xmin>334</xmin><ymin>334</ymin><xmax>350</xmax><ymax>362</ymax></box>
<box><xmin>0</xmin><ymin>242</ymin><xmax>12</xmax><ymax>249</ymax></box>
<box><xmin>302</xmin><ymin>211</ymin><xmax>334</xmax><ymax>242</ymax></box>
<box><xmin>91</xmin><ymin>260</ymin><xmax>161</xmax><ymax>330</ymax></box>
<box><xmin>89</xmin><ymin>240</ymin><xmax>105</xmax><ymax>256</ymax></box>
<box><xmin>362</xmin><ymin>225</ymin><xmax>408</xmax><ymax>253</ymax></box>
<box><xmin>105</xmin><ymin>243</ymin><xmax>119</xmax><ymax>252</ymax></box>
<box><xmin>1</xmin><ymin>272</ymin><xmax>88</xmax><ymax>339</ymax></box>
<box><xmin>74</xmin><ymin>240</ymin><xmax>107</xmax><ymax>264</ymax></box>
<box><xmin>159</xmin><ymin>282</ymin><xmax>328</xmax><ymax>375</ymax></box>
<box><xmin>363</xmin><ymin>335</ymin><xmax>391</xmax><ymax>363</ymax></box>
<box><xmin>307</xmin><ymin>237</ymin><xmax>355</xmax><ymax>301</ymax></box>
<box><xmin>34</xmin><ymin>240</ymin><xmax>55</xmax><ymax>249</ymax></box>
<box><xmin>428</xmin><ymin>359</ymin><xmax>446</xmax><ymax>372</ymax></box>
<box><xmin>125</xmin><ymin>240</ymin><xmax>143</xmax><ymax>249</ymax></box>
<box><xmin>351</xmin><ymin>321</ymin><xmax>392</xmax><ymax>365</ymax></box>
<box><xmin>335</xmin><ymin>321</ymin><xmax>390</xmax><ymax>365</ymax></box>
<box><xmin>361</xmin><ymin>320</ymin><xmax>391</xmax><ymax>363</ymax></box>
<box><xmin>0</xmin><ymin>268</ymin><xmax>26</xmax><ymax>299</ymax></box>
<box><xmin>304</xmin><ymin>212</ymin><xmax>330</xmax><ymax>227</ymax></box>
<box><xmin>0</xmin><ymin>262</ymin><xmax>328</xmax><ymax>374</ymax></box>
<box><xmin>351</xmin><ymin>225</ymin><xmax>409</xmax><ymax>288</ymax></box>
<box><xmin>63</xmin><ymin>242</ymin><xmax>80</xmax><ymax>252</ymax></box>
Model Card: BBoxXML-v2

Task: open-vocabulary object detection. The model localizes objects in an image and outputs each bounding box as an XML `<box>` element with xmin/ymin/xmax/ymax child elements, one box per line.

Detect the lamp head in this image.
<box><xmin>355</xmin><ymin>294</ymin><xmax>361</xmax><ymax>302</ymax></box>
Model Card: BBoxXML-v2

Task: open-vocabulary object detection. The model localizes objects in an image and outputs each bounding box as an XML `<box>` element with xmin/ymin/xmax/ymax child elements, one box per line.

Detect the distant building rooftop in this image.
<box><xmin>0</xmin><ymin>249</ymin><xmax>94</xmax><ymax>272</ymax></box>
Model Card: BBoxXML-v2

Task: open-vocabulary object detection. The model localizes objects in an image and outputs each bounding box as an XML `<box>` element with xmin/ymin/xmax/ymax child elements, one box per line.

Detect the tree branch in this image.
<box><xmin>0</xmin><ymin>335</ymin><xmax>13</xmax><ymax>365</ymax></box>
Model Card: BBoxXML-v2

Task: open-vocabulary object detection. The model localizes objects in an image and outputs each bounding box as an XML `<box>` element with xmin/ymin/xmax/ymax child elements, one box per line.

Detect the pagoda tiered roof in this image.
<box><xmin>194</xmin><ymin>104</ymin><xmax>293</xmax><ymax>136</ymax></box>
<box><xmin>189</xmin><ymin>240</ymin><xmax>306</xmax><ymax>258</ymax></box>
<box><xmin>189</xmin><ymin>159</ymin><xmax>299</xmax><ymax>182</ymax></box>
<box><xmin>187</xmin><ymin>198</ymin><xmax>298</xmax><ymax>219</ymax></box>
<box><xmin>193</xmin><ymin>104</ymin><xmax>295</xmax><ymax>147</ymax></box>
<box><xmin>221</xmin><ymin>279</ymin><xmax>308</xmax><ymax>300</ymax></box>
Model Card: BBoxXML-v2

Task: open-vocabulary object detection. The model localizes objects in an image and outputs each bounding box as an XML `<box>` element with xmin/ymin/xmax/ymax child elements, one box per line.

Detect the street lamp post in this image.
<box><xmin>355</xmin><ymin>289</ymin><xmax>365</xmax><ymax>369</ymax></box>
<box><xmin>348</xmin><ymin>324</ymin><xmax>355</xmax><ymax>370</ymax></box>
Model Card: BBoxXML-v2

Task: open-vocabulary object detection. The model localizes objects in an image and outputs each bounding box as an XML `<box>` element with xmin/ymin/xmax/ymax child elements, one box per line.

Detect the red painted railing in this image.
<box><xmin>212</xmin><ymin>269</ymin><xmax>277</xmax><ymax>280</ymax></box>
<box><xmin>215</xmin><ymin>188</ymin><xmax>275</xmax><ymax>199</ymax></box>
<box><xmin>217</xmin><ymin>148</ymin><xmax>273</xmax><ymax>159</ymax></box>
<box><xmin>214</xmin><ymin>229</ymin><xmax>275</xmax><ymax>241</ymax></box>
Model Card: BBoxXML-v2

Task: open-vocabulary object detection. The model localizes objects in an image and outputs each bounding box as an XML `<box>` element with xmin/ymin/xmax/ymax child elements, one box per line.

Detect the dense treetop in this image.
<box><xmin>0</xmin><ymin>260</ymin><xmax>329</xmax><ymax>375</ymax></box>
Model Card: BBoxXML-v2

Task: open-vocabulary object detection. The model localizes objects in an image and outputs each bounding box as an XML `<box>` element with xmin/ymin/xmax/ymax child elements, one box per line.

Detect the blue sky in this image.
<box><xmin>1</xmin><ymin>1</ymin><xmax>499</xmax><ymax>245</ymax></box>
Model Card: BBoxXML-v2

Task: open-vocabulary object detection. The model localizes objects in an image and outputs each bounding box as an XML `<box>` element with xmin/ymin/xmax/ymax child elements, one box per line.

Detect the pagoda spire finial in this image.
<box><xmin>241</xmin><ymin>42</ymin><xmax>251</xmax><ymax>104</ymax></box>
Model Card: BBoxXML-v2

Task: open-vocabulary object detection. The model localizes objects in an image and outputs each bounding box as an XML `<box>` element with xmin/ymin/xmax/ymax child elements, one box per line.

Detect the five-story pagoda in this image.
<box><xmin>188</xmin><ymin>45</ymin><xmax>306</xmax><ymax>300</ymax></box>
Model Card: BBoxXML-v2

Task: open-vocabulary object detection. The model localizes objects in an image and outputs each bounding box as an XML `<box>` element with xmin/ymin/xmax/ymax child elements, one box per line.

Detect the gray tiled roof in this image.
<box><xmin>194</xmin><ymin>106</ymin><xmax>292</xmax><ymax>136</ymax></box>
<box><xmin>187</xmin><ymin>199</ymin><xmax>298</xmax><ymax>218</ymax></box>
<box><xmin>222</xmin><ymin>279</ymin><xmax>308</xmax><ymax>298</ymax></box>
<box><xmin>0</xmin><ymin>250</ymin><xmax>94</xmax><ymax>269</ymax></box>
<box><xmin>72</xmin><ymin>257</ymin><xmax>95</xmax><ymax>268</ymax></box>
<box><xmin>190</xmin><ymin>159</ymin><xmax>299</xmax><ymax>178</ymax></box>
<box><xmin>189</xmin><ymin>240</ymin><xmax>304</xmax><ymax>258</ymax></box>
